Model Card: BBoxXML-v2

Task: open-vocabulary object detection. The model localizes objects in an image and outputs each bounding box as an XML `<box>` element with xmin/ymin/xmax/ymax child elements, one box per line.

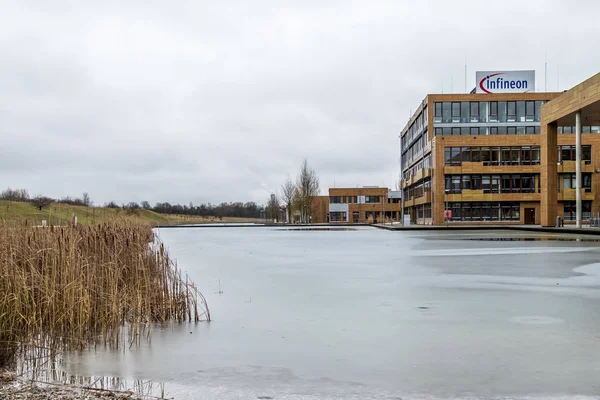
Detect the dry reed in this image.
<box><xmin>0</xmin><ymin>220</ymin><xmax>209</xmax><ymax>368</ymax></box>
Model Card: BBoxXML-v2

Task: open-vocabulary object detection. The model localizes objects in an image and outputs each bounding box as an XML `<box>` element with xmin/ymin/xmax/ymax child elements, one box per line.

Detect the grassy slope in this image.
<box><xmin>0</xmin><ymin>200</ymin><xmax>260</xmax><ymax>226</ymax></box>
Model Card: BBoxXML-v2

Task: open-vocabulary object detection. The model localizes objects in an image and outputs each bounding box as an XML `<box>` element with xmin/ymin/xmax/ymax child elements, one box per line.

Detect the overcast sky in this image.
<box><xmin>1</xmin><ymin>1</ymin><xmax>599</xmax><ymax>206</ymax></box>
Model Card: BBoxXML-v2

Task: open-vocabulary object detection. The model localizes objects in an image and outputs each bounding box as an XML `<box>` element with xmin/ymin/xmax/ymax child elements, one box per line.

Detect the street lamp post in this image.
<box><xmin>445</xmin><ymin>188</ymin><xmax>450</xmax><ymax>227</ymax></box>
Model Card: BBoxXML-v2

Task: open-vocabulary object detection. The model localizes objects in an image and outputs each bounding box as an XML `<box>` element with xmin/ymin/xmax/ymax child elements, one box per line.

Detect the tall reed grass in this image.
<box><xmin>0</xmin><ymin>220</ymin><xmax>209</xmax><ymax>368</ymax></box>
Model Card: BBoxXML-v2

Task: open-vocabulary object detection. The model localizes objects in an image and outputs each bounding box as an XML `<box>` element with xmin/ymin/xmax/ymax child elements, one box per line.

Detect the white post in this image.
<box><xmin>400</xmin><ymin>136</ymin><xmax>404</xmax><ymax>226</ymax></box>
<box><xmin>576</xmin><ymin>110</ymin><xmax>582</xmax><ymax>228</ymax></box>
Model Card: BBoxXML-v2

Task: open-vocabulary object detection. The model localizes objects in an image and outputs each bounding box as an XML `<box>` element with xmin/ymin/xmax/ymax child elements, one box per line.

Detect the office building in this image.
<box><xmin>401</xmin><ymin>69</ymin><xmax>600</xmax><ymax>225</ymax></box>
<box><xmin>311</xmin><ymin>187</ymin><xmax>402</xmax><ymax>223</ymax></box>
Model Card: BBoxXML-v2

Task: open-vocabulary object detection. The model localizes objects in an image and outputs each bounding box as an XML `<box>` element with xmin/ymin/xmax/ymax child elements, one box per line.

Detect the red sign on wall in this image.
<box><xmin>444</xmin><ymin>210</ymin><xmax>452</xmax><ymax>220</ymax></box>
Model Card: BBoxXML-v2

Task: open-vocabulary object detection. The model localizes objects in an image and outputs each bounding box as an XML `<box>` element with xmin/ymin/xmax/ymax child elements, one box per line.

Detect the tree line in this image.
<box><xmin>1</xmin><ymin>157</ymin><xmax>320</xmax><ymax>222</ymax></box>
<box><xmin>0</xmin><ymin>188</ymin><xmax>264</xmax><ymax>218</ymax></box>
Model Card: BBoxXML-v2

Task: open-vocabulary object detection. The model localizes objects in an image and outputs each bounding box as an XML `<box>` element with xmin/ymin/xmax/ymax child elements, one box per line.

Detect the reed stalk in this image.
<box><xmin>0</xmin><ymin>220</ymin><xmax>209</xmax><ymax>369</ymax></box>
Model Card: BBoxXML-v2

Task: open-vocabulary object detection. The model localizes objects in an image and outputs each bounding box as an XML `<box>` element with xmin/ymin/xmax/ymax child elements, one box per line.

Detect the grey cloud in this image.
<box><xmin>1</xmin><ymin>0</ymin><xmax>600</xmax><ymax>205</ymax></box>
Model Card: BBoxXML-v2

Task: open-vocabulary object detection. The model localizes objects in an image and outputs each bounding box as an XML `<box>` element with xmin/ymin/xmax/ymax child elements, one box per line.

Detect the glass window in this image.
<box><xmin>491</xmin><ymin>147</ymin><xmax>501</xmax><ymax>165</ymax></box>
<box><xmin>482</xmin><ymin>203</ymin><xmax>491</xmax><ymax>220</ymax></box>
<box><xmin>472</xmin><ymin>175</ymin><xmax>481</xmax><ymax>190</ymax></box>
<box><xmin>502</xmin><ymin>147</ymin><xmax>511</xmax><ymax>165</ymax></box>
<box><xmin>482</xmin><ymin>175</ymin><xmax>491</xmax><ymax>192</ymax></box>
<box><xmin>443</xmin><ymin>127</ymin><xmax>451</xmax><ymax>136</ymax></box>
<box><xmin>451</xmin><ymin>203</ymin><xmax>461</xmax><ymax>221</ymax></box>
<box><xmin>472</xmin><ymin>147</ymin><xmax>481</xmax><ymax>162</ymax></box>
<box><xmin>452</xmin><ymin>176</ymin><xmax>461</xmax><ymax>193</ymax></box>
<box><xmin>461</xmin><ymin>102</ymin><xmax>470</xmax><ymax>123</ymax></box>
<box><xmin>479</xmin><ymin>102</ymin><xmax>488</xmax><ymax>123</ymax></box>
<box><xmin>526</xmin><ymin>126</ymin><xmax>535</xmax><ymax>134</ymax></box>
<box><xmin>490</xmin><ymin>126</ymin><xmax>498</xmax><ymax>135</ymax></box>
<box><xmin>442</xmin><ymin>102</ymin><xmax>451</xmax><ymax>123</ymax></box>
<box><xmin>564</xmin><ymin>126</ymin><xmax>572</xmax><ymax>134</ymax></box>
<box><xmin>460</xmin><ymin>126</ymin><xmax>469</xmax><ymax>136</ymax></box>
<box><xmin>481</xmin><ymin>147</ymin><xmax>491</xmax><ymax>163</ymax></box>
<box><xmin>517</xmin><ymin>126</ymin><xmax>526</xmax><ymax>135</ymax></box>
<box><xmin>517</xmin><ymin>101</ymin><xmax>525</xmax><ymax>122</ymax></box>
<box><xmin>561</xmin><ymin>145</ymin><xmax>571</xmax><ymax>161</ymax></box>
<box><xmin>451</xmin><ymin>147</ymin><xmax>461</xmax><ymax>165</ymax></box>
<box><xmin>526</xmin><ymin>101</ymin><xmax>535</xmax><ymax>121</ymax></box>
<box><xmin>535</xmin><ymin>126</ymin><xmax>540</xmax><ymax>134</ymax></box>
<box><xmin>501</xmin><ymin>175</ymin><xmax>511</xmax><ymax>193</ymax></box>
<box><xmin>583</xmin><ymin>145</ymin><xmax>591</xmax><ymax>161</ymax></box>
<box><xmin>583</xmin><ymin>126</ymin><xmax>591</xmax><ymax>133</ymax></box>
<box><xmin>498</xmin><ymin>101</ymin><xmax>507</xmax><ymax>122</ymax></box>
<box><xmin>563</xmin><ymin>174</ymin><xmax>572</xmax><ymax>189</ymax></box>
<box><xmin>470</xmin><ymin>102</ymin><xmax>479</xmax><ymax>122</ymax></box>
<box><xmin>435</xmin><ymin>127</ymin><xmax>443</xmax><ymax>136</ymax></box>
<box><xmin>452</xmin><ymin>102</ymin><xmax>461</xmax><ymax>122</ymax></box>
<box><xmin>507</xmin><ymin>101</ymin><xmax>516</xmax><ymax>122</ymax></box>
<box><xmin>511</xmin><ymin>148</ymin><xmax>520</xmax><ymax>165</ymax></box>
<box><xmin>434</xmin><ymin>102</ymin><xmax>442</xmax><ymax>118</ymax></box>
<box><xmin>522</xmin><ymin>175</ymin><xmax>532</xmax><ymax>193</ymax></box>
<box><xmin>532</xmin><ymin>147</ymin><xmax>540</xmax><ymax>165</ymax></box>
<box><xmin>512</xmin><ymin>175</ymin><xmax>521</xmax><ymax>192</ymax></box>
<box><xmin>498</xmin><ymin>126</ymin><xmax>507</xmax><ymax>135</ymax></box>
<box><xmin>491</xmin><ymin>175</ymin><xmax>501</xmax><ymax>193</ymax></box>
<box><xmin>462</xmin><ymin>147</ymin><xmax>471</xmax><ymax>162</ymax></box>
<box><xmin>489</xmin><ymin>102</ymin><xmax>498</xmax><ymax>121</ymax></box>
<box><xmin>452</xmin><ymin>127</ymin><xmax>460</xmax><ymax>136</ymax></box>
<box><xmin>472</xmin><ymin>203</ymin><xmax>481</xmax><ymax>221</ymax></box>
<box><xmin>584</xmin><ymin>173</ymin><xmax>592</xmax><ymax>189</ymax></box>
<box><xmin>507</xmin><ymin>126</ymin><xmax>516</xmax><ymax>135</ymax></box>
<box><xmin>462</xmin><ymin>175</ymin><xmax>471</xmax><ymax>190</ymax></box>
<box><xmin>470</xmin><ymin>127</ymin><xmax>479</xmax><ymax>136</ymax></box>
<box><xmin>521</xmin><ymin>147</ymin><xmax>531</xmax><ymax>165</ymax></box>
<box><xmin>535</xmin><ymin>101</ymin><xmax>544</xmax><ymax>122</ymax></box>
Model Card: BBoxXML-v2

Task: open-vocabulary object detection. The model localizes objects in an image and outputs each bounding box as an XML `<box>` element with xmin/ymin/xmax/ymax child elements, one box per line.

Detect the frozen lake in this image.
<box><xmin>64</xmin><ymin>227</ymin><xmax>600</xmax><ymax>399</ymax></box>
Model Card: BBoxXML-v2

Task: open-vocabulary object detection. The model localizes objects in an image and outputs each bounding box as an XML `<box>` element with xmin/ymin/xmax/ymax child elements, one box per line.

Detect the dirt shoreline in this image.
<box><xmin>0</xmin><ymin>381</ymin><xmax>141</xmax><ymax>399</ymax></box>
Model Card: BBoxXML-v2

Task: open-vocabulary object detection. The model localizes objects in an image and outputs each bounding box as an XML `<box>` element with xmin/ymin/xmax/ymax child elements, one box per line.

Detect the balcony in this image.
<box><xmin>414</xmin><ymin>192</ymin><xmax>432</xmax><ymax>205</ymax></box>
<box><xmin>446</xmin><ymin>191</ymin><xmax>541</xmax><ymax>202</ymax></box>
<box><xmin>557</xmin><ymin>161</ymin><xmax>594</xmax><ymax>173</ymax></box>
<box><xmin>402</xmin><ymin>168</ymin><xmax>432</xmax><ymax>188</ymax></box>
<box><xmin>558</xmin><ymin>188</ymin><xmax>595</xmax><ymax>201</ymax></box>
<box><xmin>444</xmin><ymin>163</ymin><xmax>541</xmax><ymax>175</ymax></box>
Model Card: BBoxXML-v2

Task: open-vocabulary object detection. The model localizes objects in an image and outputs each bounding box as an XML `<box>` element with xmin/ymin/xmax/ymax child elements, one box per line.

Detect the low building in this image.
<box><xmin>311</xmin><ymin>187</ymin><xmax>402</xmax><ymax>223</ymax></box>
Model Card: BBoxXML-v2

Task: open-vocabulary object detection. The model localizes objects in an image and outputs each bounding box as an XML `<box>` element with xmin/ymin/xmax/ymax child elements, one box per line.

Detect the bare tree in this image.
<box><xmin>1</xmin><ymin>188</ymin><xmax>30</xmax><ymax>202</ymax></box>
<box><xmin>266</xmin><ymin>193</ymin><xmax>281</xmax><ymax>223</ymax></box>
<box><xmin>104</xmin><ymin>201</ymin><xmax>120</xmax><ymax>209</ymax></box>
<box><xmin>141</xmin><ymin>201</ymin><xmax>151</xmax><ymax>210</ymax></box>
<box><xmin>296</xmin><ymin>158</ymin><xmax>320</xmax><ymax>223</ymax></box>
<box><xmin>394</xmin><ymin>174</ymin><xmax>402</xmax><ymax>191</ymax></box>
<box><xmin>31</xmin><ymin>195</ymin><xmax>54</xmax><ymax>211</ymax></box>
<box><xmin>281</xmin><ymin>176</ymin><xmax>296</xmax><ymax>224</ymax></box>
<box><xmin>82</xmin><ymin>192</ymin><xmax>92</xmax><ymax>207</ymax></box>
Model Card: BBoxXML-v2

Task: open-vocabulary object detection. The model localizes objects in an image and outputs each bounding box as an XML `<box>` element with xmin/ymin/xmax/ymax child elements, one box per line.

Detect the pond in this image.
<box><xmin>62</xmin><ymin>227</ymin><xmax>600</xmax><ymax>399</ymax></box>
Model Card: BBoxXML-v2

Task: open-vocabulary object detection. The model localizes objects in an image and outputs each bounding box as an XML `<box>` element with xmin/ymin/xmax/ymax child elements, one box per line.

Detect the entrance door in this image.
<box><xmin>524</xmin><ymin>208</ymin><xmax>535</xmax><ymax>224</ymax></box>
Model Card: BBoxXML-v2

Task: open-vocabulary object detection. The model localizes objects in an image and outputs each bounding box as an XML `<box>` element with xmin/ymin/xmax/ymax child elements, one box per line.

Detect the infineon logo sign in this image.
<box><xmin>475</xmin><ymin>70</ymin><xmax>535</xmax><ymax>94</ymax></box>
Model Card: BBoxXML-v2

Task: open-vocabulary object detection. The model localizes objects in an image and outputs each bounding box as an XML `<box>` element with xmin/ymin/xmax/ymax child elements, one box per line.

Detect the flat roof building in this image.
<box><xmin>401</xmin><ymin>69</ymin><xmax>600</xmax><ymax>225</ymax></box>
<box><xmin>311</xmin><ymin>187</ymin><xmax>402</xmax><ymax>224</ymax></box>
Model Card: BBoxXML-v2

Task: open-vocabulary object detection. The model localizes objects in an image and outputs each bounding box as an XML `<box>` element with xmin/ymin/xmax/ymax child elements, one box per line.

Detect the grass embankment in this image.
<box><xmin>0</xmin><ymin>200</ymin><xmax>260</xmax><ymax>226</ymax></box>
<box><xmin>0</xmin><ymin>220</ymin><xmax>210</xmax><ymax>369</ymax></box>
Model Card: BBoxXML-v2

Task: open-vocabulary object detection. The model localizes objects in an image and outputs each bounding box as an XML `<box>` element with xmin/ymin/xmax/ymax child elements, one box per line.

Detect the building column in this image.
<box><xmin>541</xmin><ymin>122</ymin><xmax>558</xmax><ymax>226</ymax></box>
<box><xmin>576</xmin><ymin>110</ymin><xmax>582</xmax><ymax>228</ymax></box>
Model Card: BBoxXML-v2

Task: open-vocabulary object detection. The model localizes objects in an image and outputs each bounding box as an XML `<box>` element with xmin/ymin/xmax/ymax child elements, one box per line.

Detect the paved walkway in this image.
<box><xmin>373</xmin><ymin>223</ymin><xmax>600</xmax><ymax>236</ymax></box>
